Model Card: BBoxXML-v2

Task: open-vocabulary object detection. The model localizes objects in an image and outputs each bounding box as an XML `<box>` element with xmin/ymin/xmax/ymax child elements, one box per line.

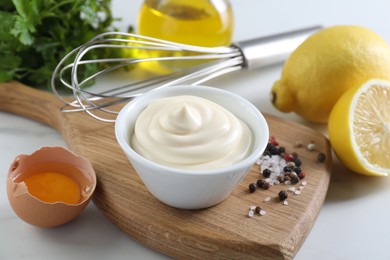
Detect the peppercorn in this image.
<box><xmin>292</xmin><ymin>158</ymin><xmax>302</xmax><ymax>167</ymax></box>
<box><xmin>283</xmin><ymin>166</ymin><xmax>293</xmax><ymax>173</ymax></box>
<box><xmin>266</xmin><ymin>143</ymin><xmax>275</xmax><ymax>151</ymax></box>
<box><xmin>279</xmin><ymin>147</ymin><xmax>286</xmax><ymax>153</ymax></box>
<box><xmin>298</xmin><ymin>172</ymin><xmax>305</xmax><ymax>179</ymax></box>
<box><xmin>287</xmin><ymin>161</ymin><xmax>296</xmax><ymax>167</ymax></box>
<box><xmin>317</xmin><ymin>152</ymin><xmax>326</xmax><ymax>162</ymax></box>
<box><xmin>284</xmin><ymin>153</ymin><xmax>294</xmax><ymax>161</ymax></box>
<box><xmin>290</xmin><ymin>175</ymin><xmax>300</xmax><ymax>184</ymax></box>
<box><xmin>263</xmin><ymin>150</ymin><xmax>271</xmax><ymax>157</ymax></box>
<box><xmin>262</xmin><ymin>168</ymin><xmax>271</xmax><ymax>178</ymax></box>
<box><xmin>255</xmin><ymin>206</ymin><xmax>262</xmax><ymax>214</ymax></box>
<box><xmin>293</xmin><ymin>167</ymin><xmax>301</xmax><ymax>174</ymax></box>
<box><xmin>277</xmin><ymin>175</ymin><xmax>285</xmax><ymax>183</ymax></box>
<box><xmin>269</xmin><ymin>136</ymin><xmax>279</xmax><ymax>146</ymax></box>
<box><xmin>278</xmin><ymin>190</ymin><xmax>288</xmax><ymax>201</ymax></box>
<box><xmin>249</xmin><ymin>183</ymin><xmax>256</xmax><ymax>193</ymax></box>
<box><xmin>256</xmin><ymin>179</ymin><xmax>265</xmax><ymax>188</ymax></box>
<box><xmin>262</xmin><ymin>182</ymin><xmax>270</xmax><ymax>190</ymax></box>
<box><xmin>270</xmin><ymin>146</ymin><xmax>280</xmax><ymax>155</ymax></box>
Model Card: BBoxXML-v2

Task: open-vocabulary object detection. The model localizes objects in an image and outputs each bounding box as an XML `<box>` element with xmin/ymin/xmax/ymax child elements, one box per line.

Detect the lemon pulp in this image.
<box><xmin>328</xmin><ymin>79</ymin><xmax>390</xmax><ymax>176</ymax></box>
<box><xmin>352</xmin><ymin>81</ymin><xmax>390</xmax><ymax>171</ymax></box>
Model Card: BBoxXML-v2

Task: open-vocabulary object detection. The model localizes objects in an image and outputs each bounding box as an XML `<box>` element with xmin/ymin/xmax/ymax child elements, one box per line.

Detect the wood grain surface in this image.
<box><xmin>0</xmin><ymin>81</ymin><xmax>332</xmax><ymax>259</ymax></box>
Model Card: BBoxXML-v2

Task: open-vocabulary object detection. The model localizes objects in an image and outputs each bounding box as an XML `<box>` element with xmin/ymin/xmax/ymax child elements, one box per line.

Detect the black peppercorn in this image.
<box><xmin>317</xmin><ymin>152</ymin><xmax>326</xmax><ymax>162</ymax></box>
<box><xmin>293</xmin><ymin>167</ymin><xmax>302</xmax><ymax>174</ymax></box>
<box><xmin>255</xmin><ymin>206</ymin><xmax>262</xmax><ymax>214</ymax></box>
<box><xmin>262</xmin><ymin>168</ymin><xmax>271</xmax><ymax>178</ymax></box>
<box><xmin>283</xmin><ymin>166</ymin><xmax>293</xmax><ymax>173</ymax></box>
<box><xmin>263</xmin><ymin>150</ymin><xmax>271</xmax><ymax>157</ymax></box>
<box><xmin>270</xmin><ymin>146</ymin><xmax>280</xmax><ymax>155</ymax></box>
<box><xmin>266</xmin><ymin>143</ymin><xmax>274</xmax><ymax>151</ymax></box>
<box><xmin>256</xmin><ymin>179</ymin><xmax>265</xmax><ymax>188</ymax></box>
<box><xmin>249</xmin><ymin>183</ymin><xmax>256</xmax><ymax>193</ymax></box>
<box><xmin>278</xmin><ymin>190</ymin><xmax>288</xmax><ymax>201</ymax></box>
<box><xmin>292</xmin><ymin>158</ymin><xmax>302</xmax><ymax>167</ymax></box>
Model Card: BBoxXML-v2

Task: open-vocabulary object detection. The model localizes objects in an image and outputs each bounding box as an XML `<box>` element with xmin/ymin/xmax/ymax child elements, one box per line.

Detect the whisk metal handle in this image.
<box><xmin>234</xmin><ymin>25</ymin><xmax>323</xmax><ymax>70</ymax></box>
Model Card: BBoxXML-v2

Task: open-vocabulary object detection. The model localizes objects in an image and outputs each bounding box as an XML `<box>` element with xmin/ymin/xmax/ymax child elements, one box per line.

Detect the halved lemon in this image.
<box><xmin>328</xmin><ymin>79</ymin><xmax>390</xmax><ymax>176</ymax></box>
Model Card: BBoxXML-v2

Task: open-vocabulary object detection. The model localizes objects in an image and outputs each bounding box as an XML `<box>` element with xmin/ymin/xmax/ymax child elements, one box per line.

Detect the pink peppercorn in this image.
<box><xmin>269</xmin><ymin>136</ymin><xmax>279</xmax><ymax>146</ymax></box>
<box><xmin>284</xmin><ymin>153</ymin><xmax>294</xmax><ymax>161</ymax></box>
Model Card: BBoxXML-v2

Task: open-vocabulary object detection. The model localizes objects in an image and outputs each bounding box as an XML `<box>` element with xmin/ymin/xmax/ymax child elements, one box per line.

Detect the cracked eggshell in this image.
<box><xmin>7</xmin><ymin>146</ymin><xmax>96</xmax><ymax>228</ymax></box>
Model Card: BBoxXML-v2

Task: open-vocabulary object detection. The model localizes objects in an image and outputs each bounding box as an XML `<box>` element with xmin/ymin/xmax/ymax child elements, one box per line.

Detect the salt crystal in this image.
<box><xmin>299</xmin><ymin>185</ymin><xmax>304</xmax><ymax>190</ymax></box>
<box><xmin>248</xmin><ymin>210</ymin><xmax>254</xmax><ymax>218</ymax></box>
<box><xmin>307</xmin><ymin>143</ymin><xmax>316</xmax><ymax>151</ymax></box>
<box><xmin>302</xmin><ymin>180</ymin><xmax>307</xmax><ymax>186</ymax></box>
<box><xmin>288</xmin><ymin>187</ymin><xmax>296</xmax><ymax>192</ymax></box>
<box><xmin>259</xmin><ymin>210</ymin><xmax>266</xmax><ymax>216</ymax></box>
<box><xmin>284</xmin><ymin>180</ymin><xmax>291</xmax><ymax>185</ymax></box>
<box><xmin>294</xmin><ymin>190</ymin><xmax>301</xmax><ymax>195</ymax></box>
<box><xmin>250</xmin><ymin>205</ymin><xmax>256</xmax><ymax>210</ymax></box>
<box><xmin>264</xmin><ymin>196</ymin><xmax>271</xmax><ymax>202</ymax></box>
<box><xmin>283</xmin><ymin>200</ymin><xmax>289</xmax><ymax>205</ymax></box>
<box><xmin>255</xmin><ymin>159</ymin><xmax>262</xmax><ymax>165</ymax></box>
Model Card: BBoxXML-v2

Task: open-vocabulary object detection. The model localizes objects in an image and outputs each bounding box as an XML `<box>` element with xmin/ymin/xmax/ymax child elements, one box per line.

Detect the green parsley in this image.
<box><xmin>0</xmin><ymin>0</ymin><xmax>121</xmax><ymax>89</ymax></box>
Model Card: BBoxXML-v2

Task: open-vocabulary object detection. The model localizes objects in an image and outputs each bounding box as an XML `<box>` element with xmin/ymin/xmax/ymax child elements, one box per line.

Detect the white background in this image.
<box><xmin>2</xmin><ymin>0</ymin><xmax>390</xmax><ymax>259</ymax></box>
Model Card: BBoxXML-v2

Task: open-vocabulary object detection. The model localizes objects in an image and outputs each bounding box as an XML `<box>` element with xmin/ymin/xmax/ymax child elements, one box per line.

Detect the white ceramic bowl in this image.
<box><xmin>115</xmin><ymin>85</ymin><xmax>269</xmax><ymax>209</ymax></box>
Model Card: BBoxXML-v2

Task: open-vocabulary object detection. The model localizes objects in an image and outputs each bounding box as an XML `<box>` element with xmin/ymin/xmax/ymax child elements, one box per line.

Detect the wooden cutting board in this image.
<box><xmin>0</xmin><ymin>81</ymin><xmax>332</xmax><ymax>259</ymax></box>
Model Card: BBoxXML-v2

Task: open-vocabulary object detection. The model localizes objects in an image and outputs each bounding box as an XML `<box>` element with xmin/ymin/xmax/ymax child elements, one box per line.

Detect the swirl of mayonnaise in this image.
<box><xmin>131</xmin><ymin>95</ymin><xmax>253</xmax><ymax>170</ymax></box>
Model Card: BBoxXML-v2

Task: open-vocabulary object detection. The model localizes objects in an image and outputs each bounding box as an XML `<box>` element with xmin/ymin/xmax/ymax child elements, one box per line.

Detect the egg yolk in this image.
<box><xmin>24</xmin><ymin>172</ymin><xmax>81</xmax><ymax>204</ymax></box>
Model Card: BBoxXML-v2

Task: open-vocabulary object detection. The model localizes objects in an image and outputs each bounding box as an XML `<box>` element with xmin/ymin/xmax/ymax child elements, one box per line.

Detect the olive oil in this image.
<box><xmin>138</xmin><ymin>0</ymin><xmax>234</xmax><ymax>47</ymax></box>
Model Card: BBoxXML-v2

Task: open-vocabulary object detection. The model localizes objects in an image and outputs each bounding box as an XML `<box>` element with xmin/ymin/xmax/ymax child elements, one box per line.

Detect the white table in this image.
<box><xmin>2</xmin><ymin>1</ymin><xmax>390</xmax><ymax>259</ymax></box>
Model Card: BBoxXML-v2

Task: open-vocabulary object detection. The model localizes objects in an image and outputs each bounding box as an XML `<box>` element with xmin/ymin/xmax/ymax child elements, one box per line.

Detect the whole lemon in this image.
<box><xmin>271</xmin><ymin>25</ymin><xmax>390</xmax><ymax>123</ymax></box>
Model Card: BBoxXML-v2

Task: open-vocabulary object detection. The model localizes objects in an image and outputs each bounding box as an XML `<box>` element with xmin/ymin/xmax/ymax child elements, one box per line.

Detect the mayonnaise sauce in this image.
<box><xmin>131</xmin><ymin>95</ymin><xmax>253</xmax><ymax>170</ymax></box>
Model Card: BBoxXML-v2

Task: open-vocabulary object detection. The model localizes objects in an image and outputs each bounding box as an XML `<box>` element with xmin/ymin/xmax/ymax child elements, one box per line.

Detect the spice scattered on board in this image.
<box><xmin>246</xmin><ymin>136</ymin><xmax>326</xmax><ymax>218</ymax></box>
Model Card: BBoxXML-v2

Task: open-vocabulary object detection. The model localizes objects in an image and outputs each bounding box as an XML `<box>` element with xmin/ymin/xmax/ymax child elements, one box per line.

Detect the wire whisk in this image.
<box><xmin>51</xmin><ymin>26</ymin><xmax>322</xmax><ymax>122</ymax></box>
